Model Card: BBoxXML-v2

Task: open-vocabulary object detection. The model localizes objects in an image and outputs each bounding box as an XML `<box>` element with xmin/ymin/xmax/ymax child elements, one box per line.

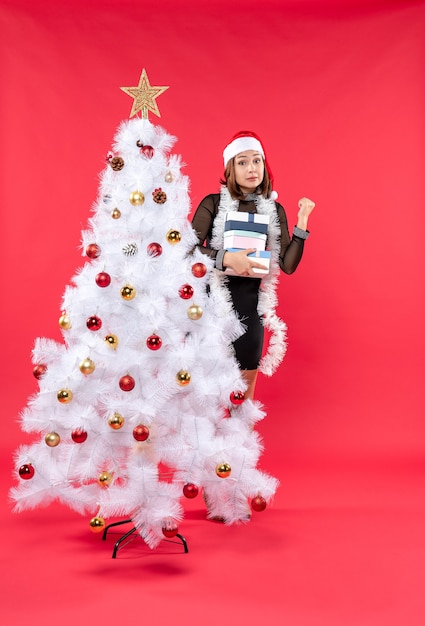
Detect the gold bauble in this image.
<box><xmin>79</xmin><ymin>357</ymin><xmax>95</xmax><ymax>375</ymax></box>
<box><xmin>165</xmin><ymin>171</ymin><xmax>174</xmax><ymax>183</ymax></box>
<box><xmin>216</xmin><ymin>462</ymin><xmax>232</xmax><ymax>478</ymax></box>
<box><xmin>59</xmin><ymin>313</ymin><xmax>72</xmax><ymax>330</ymax></box>
<box><xmin>45</xmin><ymin>432</ymin><xmax>60</xmax><ymax>447</ymax></box>
<box><xmin>57</xmin><ymin>388</ymin><xmax>73</xmax><ymax>403</ymax></box>
<box><xmin>166</xmin><ymin>229</ymin><xmax>181</xmax><ymax>244</ymax></box>
<box><xmin>187</xmin><ymin>304</ymin><xmax>203</xmax><ymax>320</ymax></box>
<box><xmin>108</xmin><ymin>412</ymin><xmax>124</xmax><ymax>429</ymax></box>
<box><xmin>89</xmin><ymin>516</ymin><xmax>106</xmax><ymax>533</ymax></box>
<box><xmin>129</xmin><ymin>190</ymin><xmax>145</xmax><ymax>206</ymax></box>
<box><xmin>104</xmin><ymin>334</ymin><xmax>118</xmax><ymax>349</ymax></box>
<box><xmin>98</xmin><ymin>471</ymin><xmax>113</xmax><ymax>488</ymax></box>
<box><xmin>111</xmin><ymin>208</ymin><xmax>121</xmax><ymax>219</ymax></box>
<box><xmin>176</xmin><ymin>370</ymin><xmax>191</xmax><ymax>386</ymax></box>
<box><xmin>120</xmin><ymin>285</ymin><xmax>136</xmax><ymax>300</ymax></box>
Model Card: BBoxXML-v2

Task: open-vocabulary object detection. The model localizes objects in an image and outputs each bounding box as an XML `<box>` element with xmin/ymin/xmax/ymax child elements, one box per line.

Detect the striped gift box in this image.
<box><xmin>224</xmin><ymin>211</ymin><xmax>269</xmax><ymax>235</ymax></box>
<box><xmin>224</xmin><ymin>229</ymin><xmax>267</xmax><ymax>251</ymax></box>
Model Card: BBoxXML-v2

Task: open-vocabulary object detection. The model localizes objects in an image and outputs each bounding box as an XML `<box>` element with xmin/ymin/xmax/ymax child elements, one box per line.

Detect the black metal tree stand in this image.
<box><xmin>102</xmin><ymin>519</ymin><xmax>189</xmax><ymax>559</ymax></box>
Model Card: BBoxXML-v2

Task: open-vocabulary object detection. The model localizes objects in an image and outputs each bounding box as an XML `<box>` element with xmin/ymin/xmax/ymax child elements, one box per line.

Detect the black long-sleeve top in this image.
<box><xmin>191</xmin><ymin>193</ymin><xmax>305</xmax><ymax>275</ymax></box>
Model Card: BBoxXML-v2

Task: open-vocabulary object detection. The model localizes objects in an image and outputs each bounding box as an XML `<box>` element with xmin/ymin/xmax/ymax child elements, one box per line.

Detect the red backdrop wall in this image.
<box><xmin>1</xmin><ymin>0</ymin><xmax>424</xmax><ymax>466</ymax></box>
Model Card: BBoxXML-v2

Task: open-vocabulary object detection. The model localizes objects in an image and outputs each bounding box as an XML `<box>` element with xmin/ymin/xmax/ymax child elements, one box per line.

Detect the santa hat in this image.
<box><xmin>222</xmin><ymin>130</ymin><xmax>277</xmax><ymax>199</ymax></box>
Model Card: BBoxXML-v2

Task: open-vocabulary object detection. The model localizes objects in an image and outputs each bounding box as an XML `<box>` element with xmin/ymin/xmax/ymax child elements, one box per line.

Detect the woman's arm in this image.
<box><xmin>191</xmin><ymin>194</ymin><xmax>220</xmax><ymax>262</ymax></box>
<box><xmin>277</xmin><ymin>197</ymin><xmax>315</xmax><ymax>274</ymax></box>
<box><xmin>191</xmin><ymin>195</ymin><xmax>267</xmax><ymax>275</ymax></box>
<box><xmin>296</xmin><ymin>197</ymin><xmax>315</xmax><ymax>231</ymax></box>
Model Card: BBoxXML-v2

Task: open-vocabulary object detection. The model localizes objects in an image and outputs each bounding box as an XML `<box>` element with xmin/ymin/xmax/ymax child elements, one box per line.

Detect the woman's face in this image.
<box><xmin>233</xmin><ymin>150</ymin><xmax>265</xmax><ymax>194</ymax></box>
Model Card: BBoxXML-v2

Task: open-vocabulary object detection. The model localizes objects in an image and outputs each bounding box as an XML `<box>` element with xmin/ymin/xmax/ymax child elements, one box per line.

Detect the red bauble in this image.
<box><xmin>146</xmin><ymin>334</ymin><xmax>162</xmax><ymax>350</ymax></box>
<box><xmin>85</xmin><ymin>243</ymin><xmax>100</xmax><ymax>259</ymax></box>
<box><xmin>251</xmin><ymin>496</ymin><xmax>267</xmax><ymax>512</ymax></box>
<box><xmin>140</xmin><ymin>145</ymin><xmax>155</xmax><ymax>158</ymax></box>
<box><xmin>33</xmin><ymin>363</ymin><xmax>47</xmax><ymax>379</ymax></box>
<box><xmin>147</xmin><ymin>242</ymin><xmax>162</xmax><ymax>257</ymax></box>
<box><xmin>178</xmin><ymin>284</ymin><xmax>194</xmax><ymax>300</ymax></box>
<box><xmin>162</xmin><ymin>523</ymin><xmax>179</xmax><ymax>538</ymax></box>
<box><xmin>119</xmin><ymin>374</ymin><xmax>135</xmax><ymax>391</ymax></box>
<box><xmin>95</xmin><ymin>272</ymin><xmax>111</xmax><ymax>288</ymax></box>
<box><xmin>86</xmin><ymin>315</ymin><xmax>102</xmax><ymax>331</ymax></box>
<box><xmin>191</xmin><ymin>262</ymin><xmax>207</xmax><ymax>278</ymax></box>
<box><xmin>19</xmin><ymin>464</ymin><xmax>35</xmax><ymax>480</ymax></box>
<box><xmin>71</xmin><ymin>428</ymin><xmax>88</xmax><ymax>443</ymax></box>
<box><xmin>133</xmin><ymin>424</ymin><xmax>150</xmax><ymax>441</ymax></box>
<box><xmin>183</xmin><ymin>483</ymin><xmax>199</xmax><ymax>499</ymax></box>
<box><xmin>230</xmin><ymin>390</ymin><xmax>245</xmax><ymax>405</ymax></box>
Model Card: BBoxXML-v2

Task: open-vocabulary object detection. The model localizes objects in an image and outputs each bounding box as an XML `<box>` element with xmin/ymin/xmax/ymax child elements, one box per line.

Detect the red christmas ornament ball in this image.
<box><xmin>71</xmin><ymin>428</ymin><xmax>88</xmax><ymax>443</ymax></box>
<box><xmin>147</xmin><ymin>242</ymin><xmax>162</xmax><ymax>257</ymax></box>
<box><xmin>119</xmin><ymin>374</ymin><xmax>135</xmax><ymax>391</ymax></box>
<box><xmin>19</xmin><ymin>464</ymin><xmax>35</xmax><ymax>480</ymax></box>
<box><xmin>230</xmin><ymin>390</ymin><xmax>245</xmax><ymax>405</ymax></box>
<box><xmin>178</xmin><ymin>284</ymin><xmax>194</xmax><ymax>300</ymax></box>
<box><xmin>85</xmin><ymin>243</ymin><xmax>100</xmax><ymax>259</ymax></box>
<box><xmin>33</xmin><ymin>363</ymin><xmax>47</xmax><ymax>379</ymax></box>
<box><xmin>146</xmin><ymin>334</ymin><xmax>162</xmax><ymax>350</ymax></box>
<box><xmin>183</xmin><ymin>483</ymin><xmax>199</xmax><ymax>499</ymax></box>
<box><xmin>95</xmin><ymin>272</ymin><xmax>111</xmax><ymax>288</ymax></box>
<box><xmin>86</xmin><ymin>315</ymin><xmax>102</xmax><ymax>331</ymax></box>
<box><xmin>140</xmin><ymin>145</ymin><xmax>155</xmax><ymax>158</ymax></box>
<box><xmin>191</xmin><ymin>262</ymin><xmax>207</xmax><ymax>278</ymax></box>
<box><xmin>162</xmin><ymin>523</ymin><xmax>179</xmax><ymax>538</ymax></box>
<box><xmin>133</xmin><ymin>424</ymin><xmax>150</xmax><ymax>442</ymax></box>
<box><xmin>251</xmin><ymin>496</ymin><xmax>267</xmax><ymax>512</ymax></box>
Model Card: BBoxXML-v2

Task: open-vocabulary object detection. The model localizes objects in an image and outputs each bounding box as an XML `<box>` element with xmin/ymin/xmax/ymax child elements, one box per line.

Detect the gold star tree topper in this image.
<box><xmin>121</xmin><ymin>69</ymin><xmax>169</xmax><ymax>119</ymax></box>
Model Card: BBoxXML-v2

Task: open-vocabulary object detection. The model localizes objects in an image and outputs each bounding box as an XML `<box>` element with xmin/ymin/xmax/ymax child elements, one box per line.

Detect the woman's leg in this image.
<box><xmin>241</xmin><ymin>369</ymin><xmax>258</xmax><ymax>400</ymax></box>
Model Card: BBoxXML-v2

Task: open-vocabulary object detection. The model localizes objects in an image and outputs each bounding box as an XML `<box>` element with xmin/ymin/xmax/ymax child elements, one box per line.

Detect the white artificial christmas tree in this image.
<box><xmin>11</xmin><ymin>70</ymin><xmax>278</xmax><ymax>549</ymax></box>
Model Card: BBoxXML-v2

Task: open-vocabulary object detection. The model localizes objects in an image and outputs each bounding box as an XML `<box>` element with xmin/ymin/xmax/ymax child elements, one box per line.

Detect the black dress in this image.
<box><xmin>191</xmin><ymin>193</ymin><xmax>305</xmax><ymax>369</ymax></box>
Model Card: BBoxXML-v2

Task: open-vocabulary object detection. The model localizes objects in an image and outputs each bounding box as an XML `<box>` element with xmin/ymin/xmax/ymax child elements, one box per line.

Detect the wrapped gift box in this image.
<box><xmin>224</xmin><ymin>211</ymin><xmax>269</xmax><ymax>235</ymax></box>
<box><xmin>224</xmin><ymin>229</ymin><xmax>267</xmax><ymax>251</ymax></box>
<box><xmin>224</xmin><ymin>248</ymin><xmax>271</xmax><ymax>277</ymax></box>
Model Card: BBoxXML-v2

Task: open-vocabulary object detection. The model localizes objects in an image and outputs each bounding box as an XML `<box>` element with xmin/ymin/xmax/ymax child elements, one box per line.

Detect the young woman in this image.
<box><xmin>191</xmin><ymin>130</ymin><xmax>315</xmax><ymax>400</ymax></box>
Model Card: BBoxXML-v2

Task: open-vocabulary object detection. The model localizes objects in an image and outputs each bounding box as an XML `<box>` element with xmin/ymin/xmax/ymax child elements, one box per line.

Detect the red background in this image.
<box><xmin>1</xmin><ymin>1</ymin><xmax>424</xmax><ymax>624</ymax></box>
